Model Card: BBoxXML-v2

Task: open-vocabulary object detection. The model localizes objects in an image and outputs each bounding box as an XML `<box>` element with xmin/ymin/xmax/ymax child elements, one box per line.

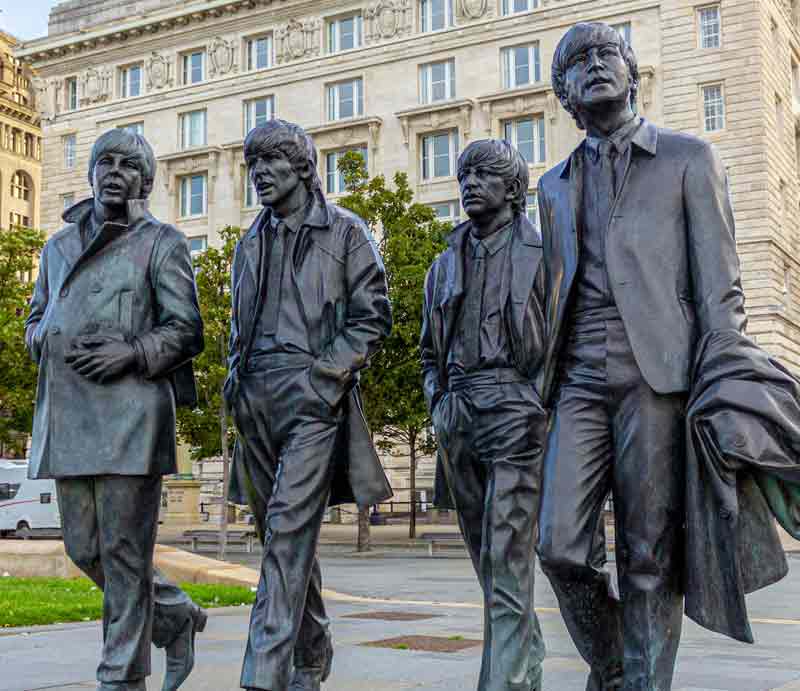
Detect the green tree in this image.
<box><xmin>175</xmin><ymin>225</ymin><xmax>239</xmax><ymax>558</ymax></box>
<box><xmin>337</xmin><ymin>151</ymin><xmax>449</xmax><ymax>540</ymax></box>
<box><xmin>0</xmin><ymin>224</ymin><xmax>45</xmax><ymax>457</ymax></box>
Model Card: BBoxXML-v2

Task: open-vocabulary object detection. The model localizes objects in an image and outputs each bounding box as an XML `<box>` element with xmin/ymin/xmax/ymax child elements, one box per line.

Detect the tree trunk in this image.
<box><xmin>409</xmin><ymin>430</ymin><xmax>417</xmax><ymax>540</ymax></box>
<box><xmin>218</xmin><ymin>334</ymin><xmax>230</xmax><ymax>562</ymax></box>
<box><xmin>357</xmin><ymin>506</ymin><xmax>371</xmax><ymax>552</ymax></box>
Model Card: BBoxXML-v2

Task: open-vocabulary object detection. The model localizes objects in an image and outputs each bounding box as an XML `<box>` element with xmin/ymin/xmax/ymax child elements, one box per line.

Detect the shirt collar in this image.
<box><xmin>469</xmin><ymin>221</ymin><xmax>512</xmax><ymax>256</ymax></box>
<box><xmin>585</xmin><ymin>115</ymin><xmax>642</xmax><ymax>162</ymax></box>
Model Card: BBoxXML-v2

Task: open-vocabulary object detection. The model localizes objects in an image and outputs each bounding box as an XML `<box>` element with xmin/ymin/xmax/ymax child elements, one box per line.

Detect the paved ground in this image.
<box><xmin>2</xmin><ymin>552</ymin><xmax>800</xmax><ymax>691</ymax></box>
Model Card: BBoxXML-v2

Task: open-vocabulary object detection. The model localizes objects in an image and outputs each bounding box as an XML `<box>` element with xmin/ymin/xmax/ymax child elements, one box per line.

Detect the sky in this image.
<box><xmin>1</xmin><ymin>0</ymin><xmax>61</xmax><ymax>41</ymax></box>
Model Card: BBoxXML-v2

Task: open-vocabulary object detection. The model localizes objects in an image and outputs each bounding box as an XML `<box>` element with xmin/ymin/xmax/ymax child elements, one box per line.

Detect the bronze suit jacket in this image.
<box><xmin>226</xmin><ymin>192</ymin><xmax>393</xmax><ymax>508</ymax></box>
<box><xmin>537</xmin><ymin>119</ymin><xmax>747</xmax><ymax>405</ymax></box>
<box><xmin>25</xmin><ymin>199</ymin><xmax>204</xmax><ymax>479</ymax></box>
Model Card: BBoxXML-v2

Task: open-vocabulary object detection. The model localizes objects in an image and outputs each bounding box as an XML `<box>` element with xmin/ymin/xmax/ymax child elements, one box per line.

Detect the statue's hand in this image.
<box><xmin>64</xmin><ymin>334</ymin><xmax>137</xmax><ymax>383</ymax></box>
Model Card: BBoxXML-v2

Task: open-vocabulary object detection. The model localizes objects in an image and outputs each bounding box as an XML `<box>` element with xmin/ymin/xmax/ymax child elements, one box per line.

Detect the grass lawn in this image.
<box><xmin>0</xmin><ymin>578</ymin><xmax>256</xmax><ymax>628</ymax></box>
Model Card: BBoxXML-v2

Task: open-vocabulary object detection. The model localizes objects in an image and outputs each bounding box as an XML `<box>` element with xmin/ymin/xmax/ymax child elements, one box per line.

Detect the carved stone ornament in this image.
<box><xmin>80</xmin><ymin>67</ymin><xmax>112</xmax><ymax>106</ymax></box>
<box><xmin>32</xmin><ymin>77</ymin><xmax>55</xmax><ymax>120</ymax></box>
<box><xmin>460</xmin><ymin>0</ymin><xmax>488</xmax><ymax>20</ymax></box>
<box><xmin>365</xmin><ymin>0</ymin><xmax>412</xmax><ymax>43</ymax></box>
<box><xmin>275</xmin><ymin>18</ymin><xmax>321</xmax><ymax>64</ymax></box>
<box><xmin>209</xmin><ymin>36</ymin><xmax>237</xmax><ymax>77</ymax></box>
<box><xmin>146</xmin><ymin>52</ymin><xmax>173</xmax><ymax>90</ymax></box>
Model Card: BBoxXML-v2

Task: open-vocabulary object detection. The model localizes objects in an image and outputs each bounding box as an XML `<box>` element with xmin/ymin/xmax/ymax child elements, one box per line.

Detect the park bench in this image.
<box><xmin>419</xmin><ymin>532</ymin><xmax>465</xmax><ymax>557</ymax></box>
<box><xmin>182</xmin><ymin>528</ymin><xmax>260</xmax><ymax>554</ymax></box>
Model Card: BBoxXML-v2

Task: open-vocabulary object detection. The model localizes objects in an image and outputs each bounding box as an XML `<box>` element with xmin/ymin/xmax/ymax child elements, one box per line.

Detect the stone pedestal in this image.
<box><xmin>161</xmin><ymin>478</ymin><xmax>203</xmax><ymax>525</ymax></box>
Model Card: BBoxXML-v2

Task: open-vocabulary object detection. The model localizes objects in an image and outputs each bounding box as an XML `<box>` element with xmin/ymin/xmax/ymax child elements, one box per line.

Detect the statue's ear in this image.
<box><xmin>140</xmin><ymin>178</ymin><xmax>154</xmax><ymax>198</ymax></box>
<box><xmin>505</xmin><ymin>177</ymin><xmax>521</xmax><ymax>202</ymax></box>
<box><xmin>296</xmin><ymin>159</ymin><xmax>313</xmax><ymax>183</ymax></box>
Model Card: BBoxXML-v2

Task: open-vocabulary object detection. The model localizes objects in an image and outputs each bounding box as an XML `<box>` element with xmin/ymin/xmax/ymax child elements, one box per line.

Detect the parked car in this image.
<box><xmin>0</xmin><ymin>460</ymin><xmax>61</xmax><ymax>538</ymax></box>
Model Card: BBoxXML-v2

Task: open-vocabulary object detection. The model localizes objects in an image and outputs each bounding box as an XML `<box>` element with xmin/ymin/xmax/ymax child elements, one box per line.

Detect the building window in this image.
<box><xmin>501</xmin><ymin>0</ymin><xmax>538</xmax><ymax>15</ymax></box>
<box><xmin>244</xmin><ymin>96</ymin><xmax>275</xmax><ymax>134</ymax></box>
<box><xmin>502</xmin><ymin>44</ymin><xmax>541</xmax><ymax>89</ymax></box>
<box><xmin>422</xmin><ymin>130</ymin><xmax>459</xmax><ymax>180</ymax></box>
<box><xmin>420</xmin><ymin>59</ymin><xmax>456</xmax><ymax>104</ymax></box>
<box><xmin>180</xmin><ymin>174</ymin><xmax>207</xmax><ymax>218</ymax></box>
<box><xmin>188</xmin><ymin>235</ymin><xmax>208</xmax><ymax>259</ymax></box>
<box><xmin>119</xmin><ymin>63</ymin><xmax>142</xmax><ymax>98</ymax></box>
<box><xmin>698</xmin><ymin>5</ymin><xmax>721</xmax><ymax>49</ymax></box>
<box><xmin>118</xmin><ymin>122</ymin><xmax>144</xmax><ymax>135</ymax></box>
<box><xmin>182</xmin><ymin>51</ymin><xmax>206</xmax><ymax>85</ymax></box>
<box><xmin>245</xmin><ymin>175</ymin><xmax>258</xmax><ymax>208</ymax></box>
<box><xmin>420</xmin><ymin>0</ymin><xmax>454</xmax><ymax>32</ymax></box>
<box><xmin>326</xmin><ymin>147</ymin><xmax>368</xmax><ymax>194</ymax></box>
<box><xmin>63</xmin><ymin>134</ymin><xmax>76</xmax><ymax>168</ymax></box>
<box><xmin>62</xmin><ymin>193</ymin><xmax>75</xmax><ymax>210</ymax></box>
<box><xmin>327</xmin><ymin>78</ymin><xmax>364</xmax><ymax>121</ymax></box>
<box><xmin>9</xmin><ymin>213</ymin><xmax>30</xmax><ymax>228</ymax></box>
<box><xmin>247</xmin><ymin>35</ymin><xmax>273</xmax><ymax>71</ymax></box>
<box><xmin>612</xmin><ymin>22</ymin><xmax>632</xmax><ymax>45</ymax></box>
<box><xmin>328</xmin><ymin>14</ymin><xmax>363</xmax><ymax>53</ymax></box>
<box><xmin>702</xmin><ymin>84</ymin><xmax>725</xmax><ymax>132</ymax></box>
<box><xmin>526</xmin><ymin>191</ymin><xmax>540</xmax><ymax>230</ymax></box>
<box><xmin>430</xmin><ymin>200</ymin><xmax>460</xmax><ymax>223</ymax></box>
<box><xmin>65</xmin><ymin>77</ymin><xmax>78</xmax><ymax>111</ymax></box>
<box><xmin>180</xmin><ymin>110</ymin><xmax>207</xmax><ymax>149</ymax></box>
<box><xmin>10</xmin><ymin>171</ymin><xmax>30</xmax><ymax>201</ymax></box>
<box><xmin>503</xmin><ymin>116</ymin><xmax>546</xmax><ymax>165</ymax></box>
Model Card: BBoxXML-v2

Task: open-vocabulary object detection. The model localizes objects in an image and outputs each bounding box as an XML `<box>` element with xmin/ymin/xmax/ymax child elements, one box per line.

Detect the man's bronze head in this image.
<box><xmin>244</xmin><ymin>119</ymin><xmax>321</xmax><ymax>208</ymax></box>
<box><xmin>88</xmin><ymin>129</ymin><xmax>157</xmax><ymax>206</ymax></box>
<box><xmin>457</xmin><ymin>139</ymin><xmax>528</xmax><ymax>221</ymax></box>
<box><xmin>552</xmin><ymin>22</ymin><xmax>639</xmax><ymax>130</ymax></box>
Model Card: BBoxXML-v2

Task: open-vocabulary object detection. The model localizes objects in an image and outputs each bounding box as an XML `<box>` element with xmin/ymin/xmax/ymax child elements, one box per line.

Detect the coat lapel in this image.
<box><xmin>436</xmin><ymin>223</ymin><xmax>469</xmax><ymax>364</ymax></box>
<box><xmin>508</xmin><ymin>214</ymin><xmax>543</xmax><ymax>335</ymax></box>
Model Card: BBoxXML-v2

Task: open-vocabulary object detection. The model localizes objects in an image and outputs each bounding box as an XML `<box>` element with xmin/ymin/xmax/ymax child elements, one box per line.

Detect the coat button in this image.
<box><xmin>59</xmin><ymin>287</ymin><xmax>69</xmax><ymax>298</ymax></box>
<box><xmin>90</xmin><ymin>283</ymin><xmax>102</xmax><ymax>293</ymax></box>
<box><xmin>733</xmin><ymin>433</ymin><xmax>747</xmax><ymax>449</ymax></box>
<box><xmin>719</xmin><ymin>507</ymin><xmax>733</xmax><ymax>520</ymax></box>
<box><xmin>50</xmin><ymin>326</ymin><xmax>61</xmax><ymax>335</ymax></box>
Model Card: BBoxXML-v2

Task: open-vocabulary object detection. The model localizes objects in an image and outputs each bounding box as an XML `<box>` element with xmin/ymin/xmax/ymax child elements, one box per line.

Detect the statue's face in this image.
<box><xmin>458</xmin><ymin>163</ymin><xmax>512</xmax><ymax>221</ymax></box>
<box><xmin>91</xmin><ymin>150</ymin><xmax>148</xmax><ymax>208</ymax></box>
<box><xmin>565</xmin><ymin>40</ymin><xmax>631</xmax><ymax>116</ymax></box>
<box><xmin>248</xmin><ymin>149</ymin><xmax>303</xmax><ymax>208</ymax></box>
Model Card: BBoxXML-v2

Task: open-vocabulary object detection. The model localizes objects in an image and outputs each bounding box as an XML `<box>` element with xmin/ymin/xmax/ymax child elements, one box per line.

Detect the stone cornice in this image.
<box><xmin>0</xmin><ymin>94</ymin><xmax>41</xmax><ymax>126</ymax></box>
<box><xmin>395</xmin><ymin>98</ymin><xmax>474</xmax><ymax>144</ymax></box>
<box><xmin>157</xmin><ymin>144</ymin><xmax>224</xmax><ymax>163</ymax></box>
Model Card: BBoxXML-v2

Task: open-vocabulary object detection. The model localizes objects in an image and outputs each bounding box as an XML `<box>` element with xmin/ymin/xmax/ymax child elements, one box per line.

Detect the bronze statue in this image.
<box><xmin>225</xmin><ymin>119</ymin><xmax>392</xmax><ymax>691</ymax></box>
<box><xmin>25</xmin><ymin>129</ymin><xmax>207</xmax><ymax>691</ymax></box>
<box><xmin>420</xmin><ymin>139</ymin><xmax>546</xmax><ymax>691</ymax></box>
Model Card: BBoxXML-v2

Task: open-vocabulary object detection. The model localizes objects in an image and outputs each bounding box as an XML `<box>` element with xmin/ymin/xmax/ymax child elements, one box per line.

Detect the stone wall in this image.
<box><xmin>47</xmin><ymin>0</ymin><xmax>182</xmax><ymax>37</ymax></box>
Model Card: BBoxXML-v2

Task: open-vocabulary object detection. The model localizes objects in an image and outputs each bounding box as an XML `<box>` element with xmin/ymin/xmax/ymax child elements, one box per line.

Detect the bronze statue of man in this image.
<box><xmin>420</xmin><ymin>139</ymin><xmax>547</xmax><ymax>691</ymax></box>
<box><xmin>225</xmin><ymin>119</ymin><xmax>392</xmax><ymax>691</ymax></box>
<box><xmin>536</xmin><ymin>22</ymin><xmax>746</xmax><ymax>691</ymax></box>
<box><xmin>25</xmin><ymin>129</ymin><xmax>207</xmax><ymax>691</ymax></box>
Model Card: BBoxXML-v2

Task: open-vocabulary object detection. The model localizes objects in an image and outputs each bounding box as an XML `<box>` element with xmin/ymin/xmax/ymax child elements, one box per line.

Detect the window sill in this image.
<box><xmin>178</xmin><ymin>214</ymin><xmax>208</xmax><ymax>222</ymax></box>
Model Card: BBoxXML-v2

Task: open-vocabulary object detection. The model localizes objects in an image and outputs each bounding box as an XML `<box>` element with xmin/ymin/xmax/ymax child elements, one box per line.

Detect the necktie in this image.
<box><xmin>597</xmin><ymin>139</ymin><xmax>617</xmax><ymax>197</ymax></box>
<box><xmin>463</xmin><ymin>240</ymin><xmax>487</xmax><ymax>367</ymax></box>
<box><xmin>262</xmin><ymin>220</ymin><xmax>285</xmax><ymax>336</ymax></box>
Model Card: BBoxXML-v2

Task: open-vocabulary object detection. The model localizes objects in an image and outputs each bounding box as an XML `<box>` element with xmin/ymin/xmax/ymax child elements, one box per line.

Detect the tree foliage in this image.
<box><xmin>336</xmin><ymin>152</ymin><xmax>449</xmax><ymax>534</ymax></box>
<box><xmin>175</xmin><ymin>226</ymin><xmax>239</xmax><ymax>460</ymax></box>
<box><xmin>0</xmin><ymin>225</ymin><xmax>45</xmax><ymax>455</ymax></box>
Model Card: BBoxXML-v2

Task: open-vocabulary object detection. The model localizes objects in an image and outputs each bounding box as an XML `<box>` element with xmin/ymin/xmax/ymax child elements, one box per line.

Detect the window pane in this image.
<box><xmin>341</xmin><ymin>17</ymin><xmax>355</xmax><ymax>50</ymax></box>
<box><xmin>130</xmin><ymin>66</ymin><xmax>141</xmax><ymax>96</ymax></box>
<box><xmin>700</xmin><ymin>7</ymin><xmax>720</xmax><ymax>48</ymax></box>
<box><xmin>433</xmin><ymin>133</ymin><xmax>451</xmax><ymax>177</ymax></box>
<box><xmin>514</xmin><ymin>46</ymin><xmax>530</xmax><ymax>86</ymax></box>
<box><xmin>526</xmin><ymin>192</ymin><xmax>540</xmax><ymax>229</ymax></box>
<box><xmin>191</xmin><ymin>53</ymin><xmax>203</xmax><ymax>82</ymax></box>
<box><xmin>516</xmin><ymin>120</ymin><xmax>535</xmax><ymax>163</ymax></box>
<box><xmin>190</xmin><ymin>175</ymin><xmax>205</xmax><ymax>215</ymax></box>
<box><xmin>431</xmin><ymin>62</ymin><xmax>447</xmax><ymax>101</ymax></box>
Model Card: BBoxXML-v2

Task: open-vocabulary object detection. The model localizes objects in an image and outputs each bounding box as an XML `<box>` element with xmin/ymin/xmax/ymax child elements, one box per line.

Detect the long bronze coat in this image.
<box><xmin>25</xmin><ymin>199</ymin><xmax>204</xmax><ymax>479</ymax></box>
<box><xmin>226</xmin><ymin>193</ymin><xmax>393</xmax><ymax>508</ymax></box>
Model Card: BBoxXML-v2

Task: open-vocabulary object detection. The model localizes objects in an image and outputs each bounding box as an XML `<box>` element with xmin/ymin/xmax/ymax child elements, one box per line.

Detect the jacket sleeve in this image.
<box><xmin>309</xmin><ymin>221</ymin><xmax>392</xmax><ymax>408</ymax></box>
<box><xmin>420</xmin><ymin>262</ymin><xmax>444</xmax><ymax>414</ymax></box>
<box><xmin>25</xmin><ymin>242</ymin><xmax>49</xmax><ymax>364</ymax></box>
<box><xmin>684</xmin><ymin>141</ymin><xmax>747</xmax><ymax>336</ymax></box>
<box><xmin>133</xmin><ymin>233</ymin><xmax>205</xmax><ymax>378</ymax></box>
<box><xmin>227</xmin><ymin>242</ymin><xmax>242</xmax><ymax>376</ymax></box>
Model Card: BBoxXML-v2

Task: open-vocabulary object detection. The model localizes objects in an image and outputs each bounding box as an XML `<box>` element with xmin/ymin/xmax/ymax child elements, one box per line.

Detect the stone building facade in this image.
<box><xmin>15</xmin><ymin>0</ymin><xmax>800</xmax><ymax>504</ymax></box>
<box><xmin>0</xmin><ymin>31</ymin><xmax>41</xmax><ymax>233</ymax></box>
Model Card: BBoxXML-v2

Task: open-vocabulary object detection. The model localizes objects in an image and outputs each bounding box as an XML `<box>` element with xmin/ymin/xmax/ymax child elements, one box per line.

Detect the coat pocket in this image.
<box><xmin>118</xmin><ymin>290</ymin><xmax>134</xmax><ymax>338</ymax></box>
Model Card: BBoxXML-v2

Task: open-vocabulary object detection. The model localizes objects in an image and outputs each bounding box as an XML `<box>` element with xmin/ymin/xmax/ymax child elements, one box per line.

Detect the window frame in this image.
<box><xmin>65</xmin><ymin>77</ymin><xmax>78</xmax><ymax>111</ymax></box>
<box><xmin>119</xmin><ymin>63</ymin><xmax>143</xmax><ymax>99</ymax></box>
<box><xmin>325</xmin><ymin>146</ymin><xmax>369</xmax><ymax>195</ymax></box>
<box><xmin>327</xmin><ymin>13</ymin><xmax>364</xmax><ymax>53</ymax></box>
<box><xmin>182</xmin><ymin>50</ymin><xmax>206</xmax><ymax>85</ymax></box>
<box><xmin>612</xmin><ymin>22</ymin><xmax>632</xmax><ymax>45</ymax></box>
<box><xmin>246</xmin><ymin>34</ymin><xmax>274</xmax><ymax>71</ymax></box>
<box><xmin>429</xmin><ymin>200</ymin><xmax>461</xmax><ymax>223</ymax></box>
<box><xmin>326</xmin><ymin>78</ymin><xmax>364</xmax><ymax>121</ymax></box>
<box><xmin>10</xmin><ymin>171</ymin><xmax>30</xmax><ymax>201</ymax></box>
<box><xmin>63</xmin><ymin>133</ymin><xmax>77</xmax><ymax>169</ymax></box>
<box><xmin>701</xmin><ymin>82</ymin><xmax>725</xmax><ymax>133</ymax></box>
<box><xmin>180</xmin><ymin>109</ymin><xmax>208</xmax><ymax>149</ymax></box>
<box><xmin>697</xmin><ymin>4</ymin><xmax>722</xmax><ymax>49</ymax></box>
<box><xmin>502</xmin><ymin>43</ymin><xmax>541</xmax><ymax>89</ymax></box>
<box><xmin>419</xmin><ymin>59</ymin><xmax>456</xmax><ymax>104</ymax></box>
<box><xmin>179</xmin><ymin>173</ymin><xmax>208</xmax><ymax>218</ymax></box>
<box><xmin>118</xmin><ymin>122</ymin><xmax>144</xmax><ymax>136</ymax></box>
<box><xmin>244</xmin><ymin>95</ymin><xmax>275</xmax><ymax>134</ymax></box>
<box><xmin>502</xmin><ymin>115</ymin><xmax>547</xmax><ymax>165</ymax></box>
<box><xmin>526</xmin><ymin>190</ymin><xmax>540</xmax><ymax>231</ymax></box>
<box><xmin>421</xmin><ymin>129</ymin><xmax>459</xmax><ymax>181</ymax></box>
<box><xmin>501</xmin><ymin>0</ymin><xmax>538</xmax><ymax>16</ymax></box>
<box><xmin>420</xmin><ymin>0</ymin><xmax>455</xmax><ymax>33</ymax></box>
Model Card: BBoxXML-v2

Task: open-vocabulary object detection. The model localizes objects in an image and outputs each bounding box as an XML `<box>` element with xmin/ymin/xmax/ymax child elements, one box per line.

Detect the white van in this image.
<box><xmin>0</xmin><ymin>460</ymin><xmax>61</xmax><ymax>537</ymax></box>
